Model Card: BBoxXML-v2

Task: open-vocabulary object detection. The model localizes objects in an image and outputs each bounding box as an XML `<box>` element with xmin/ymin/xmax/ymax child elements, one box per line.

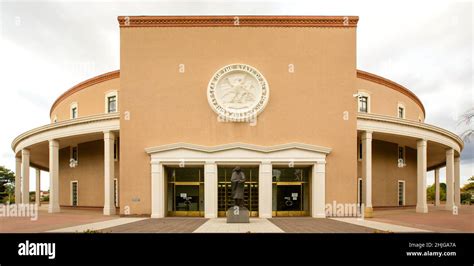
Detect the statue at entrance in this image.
<box><xmin>231</xmin><ymin>166</ymin><xmax>246</xmax><ymax>207</ymax></box>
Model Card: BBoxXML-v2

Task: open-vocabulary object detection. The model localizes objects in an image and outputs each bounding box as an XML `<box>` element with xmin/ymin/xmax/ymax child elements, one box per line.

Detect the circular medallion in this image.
<box><xmin>207</xmin><ymin>64</ymin><xmax>269</xmax><ymax>122</ymax></box>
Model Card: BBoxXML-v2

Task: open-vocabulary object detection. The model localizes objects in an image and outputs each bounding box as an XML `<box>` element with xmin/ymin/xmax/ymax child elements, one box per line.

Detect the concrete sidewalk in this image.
<box><xmin>194</xmin><ymin>218</ymin><xmax>284</xmax><ymax>233</ymax></box>
<box><xmin>47</xmin><ymin>218</ymin><xmax>147</xmax><ymax>232</ymax></box>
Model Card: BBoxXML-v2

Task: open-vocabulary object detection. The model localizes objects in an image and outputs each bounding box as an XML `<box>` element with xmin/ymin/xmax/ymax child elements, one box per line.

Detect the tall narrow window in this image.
<box><xmin>70</xmin><ymin>102</ymin><xmax>78</xmax><ymax>119</ymax></box>
<box><xmin>398</xmin><ymin>146</ymin><xmax>405</xmax><ymax>161</ymax></box>
<box><xmin>71</xmin><ymin>146</ymin><xmax>78</xmax><ymax>162</ymax></box>
<box><xmin>358</xmin><ymin>140</ymin><xmax>363</xmax><ymax>160</ymax></box>
<box><xmin>114</xmin><ymin>139</ymin><xmax>119</xmax><ymax>161</ymax></box>
<box><xmin>108</xmin><ymin>95</ymin><xmax>117</xmax><ymax>113</ymax></box>
<box><xmin>114</xmin><ymin>178</ymin><xmax>118</xmax><ymax>207</ymax></box>
<box><xmin>71</xmin><ymin>107</ymin><xmax>77</xmax><ymax>119</ymax></box>
<box><xmin>398</xmin><ymin>106</ymin><xmax>404</xmax><ymax>118</ymax></box>
<box><xmin>398</xmin><ymin>181</ymin><xmax>405</xmax><ymax>206</ymax></box>
<box><xmin>359</xmin><ymin>96</ymin><xmax>368</xmax><ymax>113</ymax></box>
<box><xmin>71</xmin><ymin>181</ymin><xmax>78</xmax><ymax>206</ymax></box>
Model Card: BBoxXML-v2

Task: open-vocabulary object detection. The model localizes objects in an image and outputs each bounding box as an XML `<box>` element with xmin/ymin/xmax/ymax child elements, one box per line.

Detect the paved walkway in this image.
<box><xmin>100</xmin><ymin>217</ymin><xmax>209</xmax><ymax>233</ymax></box>
<box><xmin>0</xmin><ymin>206</ymin><xmax>117</xmax><ymax>233</ymax></box>
<box><xmin>1</xmin><ymin>205</ymin><xmax>471</xmax><ymax>233</ymax></box>
<box><xmin>269</xmin><ymin>217</ymin><xmax>376</xmax><ymax>233</ymax></box>
<box><xmin>372</xmin><ymin>205</ymin><xmax>474</xmax><ymax>233</ymax></box>
<box><xmin>47</xmin><ymin>218</ymin><xmax>147</xmax><ymax>232</ymax></box>
<box><xmin>331</xmin><ymin>218</ymin><xmax>429</xmax><ymax>232</ymax></box>
<box><xmin>194</xmin><ymin>218</ymin><xmax>284</xmax><ymax>233</ymax></box>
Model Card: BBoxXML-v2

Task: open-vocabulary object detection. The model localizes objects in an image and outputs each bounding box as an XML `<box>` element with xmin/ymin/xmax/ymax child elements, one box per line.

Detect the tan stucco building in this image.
<box><xmin>11</xmin><ymin>16</ymin><xmax>463</xmax><ymax>218</ymax></box>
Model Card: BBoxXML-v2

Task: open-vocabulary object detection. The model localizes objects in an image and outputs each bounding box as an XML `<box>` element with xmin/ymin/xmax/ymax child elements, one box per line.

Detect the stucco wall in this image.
<box><xmin>119</xmin><ymin>26</ymin><xmax>358</xmax><ymax>215</ymax></box>
<box><xmin>51</xmin><ymin>78</ymin><xmax>120</xmax><ymax>122</ymax></box>
<box><xmin>357</xmin><ymin>78</ymin><xmax>425</xmax><ymax>121</ymax></box>
<box><xmin>59</xmin><ymin>140</ymin><xmax>120</xmax><ymax>207</ymax></box>
<box><xmin>358</xmin><ymin>139</ymin><xmax>417</xmax><ymax>207</ymax></box>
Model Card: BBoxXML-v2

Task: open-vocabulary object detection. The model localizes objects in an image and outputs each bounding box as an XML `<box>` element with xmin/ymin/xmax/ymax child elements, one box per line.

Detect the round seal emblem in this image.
<box><xmin>207</xmin><ymin>64</ymin><xmax>269</xmax><ymax>122</ymax></box>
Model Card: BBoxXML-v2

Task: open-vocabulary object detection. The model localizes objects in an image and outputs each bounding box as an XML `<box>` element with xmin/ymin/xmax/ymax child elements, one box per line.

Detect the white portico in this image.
<box><xmin>146</xmin><ymin>142</ymin><xmax>331</xmax><ymax>219</ymax></box>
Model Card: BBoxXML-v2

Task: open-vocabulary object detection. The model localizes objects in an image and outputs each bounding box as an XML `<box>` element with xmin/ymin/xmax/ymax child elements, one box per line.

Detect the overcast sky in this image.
<box><xmin>0</xmin><ymin>0</ymin><xmax>472</xmax><ymax>191</ymax></box>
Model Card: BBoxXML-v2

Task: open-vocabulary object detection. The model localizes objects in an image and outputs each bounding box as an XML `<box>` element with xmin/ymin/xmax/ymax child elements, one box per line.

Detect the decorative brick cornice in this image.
<box><xmin>356</xmin><ymin>70</ymin><xmax>426</xmax><ymax>117</ymax></box>
<box><xmin>117</xmin><ymin>16</ymin><xmax>359</xmax><ymax>28</ymax></box>
<box><xmin>50</xmin><ymin>70</ymin><xmax>120</xmax><ymax>117</ymax></box>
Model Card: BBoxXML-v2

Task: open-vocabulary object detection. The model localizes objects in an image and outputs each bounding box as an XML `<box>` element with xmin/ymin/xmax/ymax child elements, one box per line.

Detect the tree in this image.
<box><xmin>427</xmin><ymin>183</ymin><xmax>446</xmax><ymax>201</ymax></box>
<box><xmin>0</xmin><ymin>166</ymin><xmax>16</xmax><ymax>203</ymax></box>
<box><xmin>461</xmin><ymin>176</ymin><xmax>474</xmax><ymax>192</ymax></box>
<box><xmin>458</xmin><ymin>107</ymin><xmax>474</xmax><ymax>142</ymax></box>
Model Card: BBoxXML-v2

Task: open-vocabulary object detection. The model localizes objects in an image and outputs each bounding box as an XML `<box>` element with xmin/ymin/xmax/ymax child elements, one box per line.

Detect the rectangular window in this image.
<box><xmin>71</xmin><ymin>107</ymin><xmax>77</xmax><ymax>119</ymax></box>
<box><xmin>71</xmin><ymin>146</ymin><xmax>78</xmax><ymax>162</ymax></box>
<box><xmin>114</xmin><ymin>139</ymin><xmax>119</xmax><ymax>161</ymax></box>
<box><xmin>359</xmin><ymin>96</ymin><xmax>368</xmax><ymax>113</ymax></box>
<box><xmin>114</xmin><ymin>179</ymin><xmax>118</xmax><ymax>207</ymax></box>
<box><xmin>398</xmin><ymin>181</ymin><xmax>405</xmax><ymax>206</ymax></box>
<box><xmin>398</xmin><ymin>146</ymin><xmax>405</xmax><ymax>161</ymax></box>
<box><xmin>71</xmin><ymin>181</ymin><xmax>78</xmax><ymax>206</ymax></box>
<box><xmin>398</xmin><ymin>107</ymin><xmax>404</xmax><ymax>118</ymax></box>
<box><xmin>358</xmin><ymin>140</ymin><xmax>363</xmax><ymax>160</ymax></box>
<box><xmin>107</xmin><ymin>96</ymin><xmax>117</xmax><ymax>113</ymax></box>
<box><xmin>358</xmin><ymin>178</ymin><xmax>363</xmax><ymax>206</ymax></box>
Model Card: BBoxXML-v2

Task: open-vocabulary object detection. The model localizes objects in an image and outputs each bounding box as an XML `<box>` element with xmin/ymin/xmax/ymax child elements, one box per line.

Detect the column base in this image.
<box><xmin>364</xmin><ymin>207</ymin><xmax>373</xmax><ymax>218</ymax></box>
<box><xmin>259</xmin><ymin>213</ymin><xmax>272</xmax><ymax>219</ymax></box>
<box><xmin>204</xmin><ymin>213</ymin><xmax>217</xmax><ymax>219</ymax></box>
<box><xmin>312</xmin><ymin>213</ymin><xmax>326</xmax><ymax>218</ymax></box>
<box><xmin>151</xmin><ymin>213</ymin><xmax>164</xmax><ymax>219</ymax></box>
<box><xmin>48</xmin><ymin>204</ymin><xmax>60</xmax><ymax>213</ymax></box>
<box><xmin>434</xmin><ymin>200</ymin><xmax>440</xmax><ymax>207</ymax></box>
<box><xmin>416</xmin><ymin>204</ymin><xmax>428</xmax><ymax>213</ymax></box>
<box><xmin>103</xmin><ymin>206</ymin><xmax>116</xmax><ymax>215</ymax></box>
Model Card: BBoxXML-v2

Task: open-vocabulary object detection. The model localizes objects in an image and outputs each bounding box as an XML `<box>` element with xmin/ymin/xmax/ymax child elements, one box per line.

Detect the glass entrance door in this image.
<box><xmin>166</xmin><ymin>167</ymin><xmax>204</xmax><ymax>217</ymax></box>
<box><xmin>218</xmin><ymin>167</ymin><xmax>259</xmax><ymax>217</ymax></box>
<box><xmin>272</xmin><ymin>167</ymin><xmax>310</xmax><ymax>216</ymax></box>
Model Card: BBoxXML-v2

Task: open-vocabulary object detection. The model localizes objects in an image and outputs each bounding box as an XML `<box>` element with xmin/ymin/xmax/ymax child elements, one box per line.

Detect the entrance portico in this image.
<box><xmin>146</xmin><ymin>142</ymin><xmax>331</xmax><ymax>219</ymax></box>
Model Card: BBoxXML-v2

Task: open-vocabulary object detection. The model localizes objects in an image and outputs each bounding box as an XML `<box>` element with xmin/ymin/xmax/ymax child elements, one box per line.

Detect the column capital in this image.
<box><xmin>21</xmin><ymin>149</ymin><xmax>30</xmax><ymax>156</ymax></box>
<box><xmin>260</xmin><ymin>160</ymin><xmax>272</xmax><ymax>165</ymax></box>
<box><xmin>314</xmin><ymin>162</ymin><xmax>326</xmax><ymax>173</ymax></box>
<box><xmin>361</xmin><ymin>131</ymin><xmax>372</xmax><ymax>140</ymax></box>
<box><xmin>417</xmin><ymin>139</ymin><xmax>427</xmax><ymax>147</ymax></box>
<box><xmin>103</xmin><ymin>131</ymin><xmax>115</xmax><ymax>140</ymax></box>
<box><xmin>445</xmin><ymin>148</ymin><xmax>454</xmax><ymax>155</ymax></box>
<box><xmin>454</xmin><ymin>156</ymin><xmax>460</xmax><ymax>163</ymax></box>
<box><xmin>150</xmin><ymin>159</ymin><xmax>160</xmax><ymax>165</ymax></box>
<box><xmin>15</xmin><ymin>157</ymin><xmax>21</xmax><ymax>163</ymax></box>
<box><xmin>49</xmin><ymin>139</ymin><xmax>59</xmax><ymax>147</ymax></box>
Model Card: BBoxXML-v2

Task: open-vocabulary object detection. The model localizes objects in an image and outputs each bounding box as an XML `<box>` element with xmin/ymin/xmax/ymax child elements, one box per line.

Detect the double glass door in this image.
<box><xmin>272</xmin><ymin>167</ymin><xmax>310</xmax><ymax>216</ymax></box>
<box><xmin>166</xmin><ymin>167</ymin><xmax>204</xmax><ymax>217</ymax></box>
<box><xmin>217</xmin><ymin>167</ymin><xmax>259</xmax><ymax>217</ymax></box>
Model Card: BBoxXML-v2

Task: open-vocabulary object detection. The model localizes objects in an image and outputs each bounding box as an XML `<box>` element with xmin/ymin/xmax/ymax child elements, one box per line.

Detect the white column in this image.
<box><xmin>151</xmin><ymin>161</ymin><xmax>165</xmax><ymax>218</ymax></box>
<box><xmin>416</xmin><ymin>139</ymin><xmax>428</xmax><ymax>213</ymax></box>
<box><xmin>103</xmin><ymin>131</ymin><xmax>116</xmax><ymax>215</ymax></box>
<box><xmin>454</xmin><ymin>157</ymin><xmax>461</xmax><ymax>207</ymax></box>
<box><xmin>445</xmin><ymin>149</ymin><xmax>454</xmax><ymax>211</ymax></box>
<box><xmin>35</xmin><ymin>169</ymin><xmax>41</xmax><ymax>206</ymax></box>
<box><xmin>204</xmin><ymin>161</ymin><xmax>217</xmax><ymax>218</ymax></box>
<box><xmin>312</xmin><ymin>161</ymin><xmax>326</xmax><ymax>218</ymax></box>
<box><xmin>434</xmin><ymin>168</ymin><xmax>440</xmax><ymax>206</ymax></box>
<box><xmin>48</xmin><ymin>140</ymin><xmax>60</xmax><ymax>213</ymax></box>
<box><xmin>361</xmin><ymin>131</ymin><xmax>373</xmax><ymax>217</ymax></box>
<box><xmin>21</xmin><ymin>149</ymin><xmax>30</xmax><ymax>204</ymax></box>
<box><xmin>15</xmin><ymin>157</ymin><xmax>21</xmax><ymax>203</ymax></box>
<box><xmin>258</xmin><ymin>161</ymin><xmax>272</xmax><ymax>218</ymax></box>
